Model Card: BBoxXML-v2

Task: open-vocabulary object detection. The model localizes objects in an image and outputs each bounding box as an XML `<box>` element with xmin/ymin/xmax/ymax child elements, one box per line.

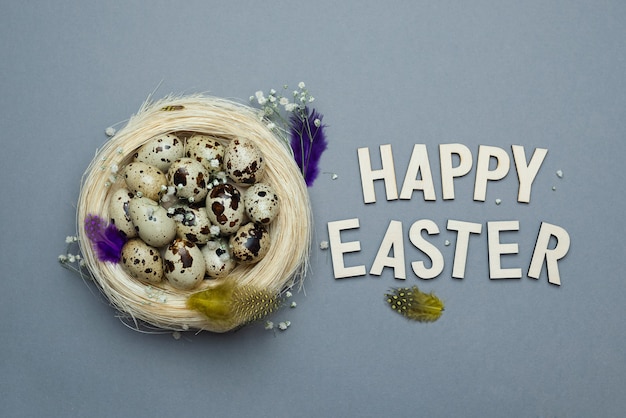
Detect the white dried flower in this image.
<box><xmin>319</xmin><ymin>241</ymin><xmax>329</xmax><ymax>250</ymax></box>
<box><xmin>218</xmin><ymin>252</ymin><xmax>230</xmax><ymax>262</ymax></box>
<box><xmin>298</xmin><ymin>81</ymin><xmax>306</xmax><ymax>89</ymax></box>
<box><xmin>264</xmin><ymin>321</ymin><xmax>274</xmax><ymax>330</ymax></box>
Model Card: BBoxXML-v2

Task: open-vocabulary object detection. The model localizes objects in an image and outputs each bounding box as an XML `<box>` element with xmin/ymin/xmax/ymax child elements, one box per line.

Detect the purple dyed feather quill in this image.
<box><xmin>84</xmin><ymin>214</ymin><xmax>127</xmax><ymax>263</ymax></box>
<box><xmin>290</xmin><ymin>107</ymin><xmax>327</xmax><ymax>187</ymax></box>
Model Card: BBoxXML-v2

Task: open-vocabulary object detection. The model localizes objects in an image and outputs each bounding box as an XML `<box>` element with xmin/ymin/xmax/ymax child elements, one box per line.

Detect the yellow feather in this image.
<box><xmin>385</xmin><ymin>286</ymin><xmax>444</xmax><ymax>322</ymax></box>
<box><xmin>187</xmin><ymin>279</ymin><xmax>282</xmax><ymax>327</ymax></box>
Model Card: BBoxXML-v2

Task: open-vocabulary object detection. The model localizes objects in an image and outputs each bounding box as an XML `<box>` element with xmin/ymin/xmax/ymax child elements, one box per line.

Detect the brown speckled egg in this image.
<box><xmin>167</xmin><ymin>204</ymin><xmax>213</xmax><ymax>245</ymax></box>
<box><xmin>108</xmin><ymin>188</ymin><xmax>137</xmax><ymax>238</ymax></box>
<box><xmin>128</xmin><ymin>197</ymin><xmax>177</xmax><ymax>247</ymax></box>
<box><xmin>201</xmin><ymin>238</ymin><xmax>236</xmax><ymax>279</ymax></box>
<box><xmin>120</xmin><ymin>238</ymin><xmax>163</xmax><ymax>284</ymax></box>
<box><xmin>163</xmin><ymin>239</ymin><xmax>206</xmax><ymax>290</ymax></box>
<box><xmin>123</xmin><ymin>161</ymin><xmax>167</xmax><ymax>201</ymax></box>
<box><xmin>133</xmin><ymin>133</ymin><xmax>185</xmax><ymax>172</ymax></box>
<box><xmin>243</xmin><ymin>183</ymin><xmax>280</xmax><ymax>225</ymax></box>
<box><xmin>167</xmin><ymin>157</ymin><xmax>209</xmax><ymax>203</ymax></box>
<box><xmin>223</xmin><ymin>138</ymin><xmax>265</xmax><ymax>185</ymax></box>
<box><xmin>229</xmin><ymin>223</ymin><xmax>271</xmax><ymax>264</ymax></box>
<box><xmin>205</xmin><ymin>183</ymin><xmax>245</xmax><ymax>236</ymax></box>
<box><xmin>185</xmin><ymin>134</ymin><xmax>225</xmax><ymax>175</ymax></box>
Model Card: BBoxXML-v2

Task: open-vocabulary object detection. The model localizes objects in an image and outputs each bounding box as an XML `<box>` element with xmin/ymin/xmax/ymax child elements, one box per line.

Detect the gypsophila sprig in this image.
<box><xmin>251</xmin><ymin>83</ymin><xmax>327</xmax><ymax>187</ymax></box>
<box><xmin>59</xmin><ymin>235</ymin><xmax>92</xmax><ymax>279</ymax></box>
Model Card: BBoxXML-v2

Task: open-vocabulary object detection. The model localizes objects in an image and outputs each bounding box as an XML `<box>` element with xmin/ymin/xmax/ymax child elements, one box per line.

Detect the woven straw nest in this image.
<box><xmin>77</xmin><ymin>95</ymin><xmax>311</xmax><ymax>333</ymax></box>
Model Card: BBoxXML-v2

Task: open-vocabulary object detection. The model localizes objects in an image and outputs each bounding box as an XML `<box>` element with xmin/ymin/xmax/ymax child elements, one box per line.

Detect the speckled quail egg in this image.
<box><xmin>167</xmin><ymin>203</ymin><xmax>213</xmax><ymax>245</ymax></box>
<box><xmin>201</xmin><ymin>238</ymin><xmax>236</xmax><ymax>279</ymax></box>
<box><xmin>185</xmin><ymin>134</ymin><xmax>225</xmax><ymax>175</ymax></box>
<box><xmin>123</xmin><ymin>161</ymin><xmax>167</xmax><ymax>201</ymax></box>
<box><xmin>120</xmin><ymin>238</ymin><xmax>164</xmax><ymax>284</ymax></box>
<box><xmin>128</xmin><ymin>197</ymin><xmax>177</xmax><ymax>247</ymax></box>
<box><xmin>163</xmin><ymin>238</ymin><xmax>206</xmax><ymax>290</ymax></box>
<box><xmin>205</xmin><ymin>183</ymin><xmax>246</xmax><ymax>235</ymax></box>
<box><xmin>223</xmin><ymin>138</ymin><xmax>265</xmax><ymax>186</ymax></box>
<box><xmin>243</xmin><ymin>183</ymin><xmax>280</xmax><ymax>225</ymax></box>
<box><xmin>108</xmin><ymin>188</ymin><xmax>137</xmax><ymax>238</ymax></box>
<box><xmin>229</xmin><ymin>222</ymin><xmax>271</xmax><ymax>264</ymax></box>
<box><xmin>167</xmin><ymin>157</ymin><xmax>209</xmax><ymax>203</ymax></box>
<box><xmin>133</xmin><ymin>133</ymin><xmax>185</xmax><ymax>172</ymax></box>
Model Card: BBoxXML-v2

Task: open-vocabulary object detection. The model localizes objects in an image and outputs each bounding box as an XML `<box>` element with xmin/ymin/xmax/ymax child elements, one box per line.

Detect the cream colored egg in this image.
<box><xmin>223</xmin><ymin>138</ymin><xmax>265</xmax><ymax>186</ymax></box>
<box><xmin>123</xmin><ymin>161</ymin><xmax>167</xmax><ymax>201</ymax></box>
<box><xmin>229</xmin><ymin>222</ymin><xmax>271</xmax><ymax>264</ymax></box>
<box><xmin>201</xmin><ymin>238</ymin><xmax>236</xmax><ymax>279</ymax></box>
<box><xmin>205</xmin><ymin>183</ymin><xmax>245</xmax><ymax>236</ymax></box>
<box><xmin>185</xmin><ymin>134</ymin><xmax>225</xmax><ymax>175</ymax></box>
<box><xmin>108</xmin><ymin>188</ymin><xmax>137</xmax><ymax>238</ymax></box>
<box><xmin>163</xmin><ymin>239</ymin><xmax>206</xmax><ymax>290</ymax></box>
<box><xmin>167</xmin><ymin>157</ymin><xmax>209</xmax><ymax>203</ymax></box>
<box><xmin>168</xmin><ymin>204</ymin><xmax>213</xmax><ymax>245</ymax></box>
<box><xmin>243</xmin><ymin>182</ymin><xmax>280</xmax><ymax>225</ymax></box>
<box><xmin>128</xmin><ymin>197</ymin><xmax>177</xmax><ymax>247</ymax></box>
<box><xmin>120</xmin><ymin>238</ymin><xmax>164</xmax><ymax>284</ymax></box>
<box><xmin>133</xmin><ymin>133</ymin><xmax>185</xmax><ymax>172</ymax></box>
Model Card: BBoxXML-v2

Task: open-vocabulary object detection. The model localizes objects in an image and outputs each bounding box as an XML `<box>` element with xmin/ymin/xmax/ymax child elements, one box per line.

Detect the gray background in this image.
<box><xmin>1</xmin><ymin>1</ymin><xmax>624</xmax><ymax>417</ymax></box>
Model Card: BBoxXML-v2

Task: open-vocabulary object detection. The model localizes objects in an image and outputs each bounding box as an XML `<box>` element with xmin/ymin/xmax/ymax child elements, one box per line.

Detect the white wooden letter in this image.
<box><xmin>400</xmin><ymin>144</ymin><xmax>437</xmax><ymax>201</ymax></box>
<box><xmin>440</xmin><ymin>143</ymin><xmax>473</xmax><ymax>200</ymax></box>
<box><xmin>528</xmin><ymin>222</ymin><xmax>570</xmax><ymax>286</ymax></box>
<box><xmin>487</xmin><ymin>220</ymin><xmax>522</xmax><ymax>279</ymax></box>
<box><xmin>511</xmin><ymin>145</ymin><xmax>548</xmax><ymax>203</ymax></box>
<box><xmin>473</xmin><ymin>145</ymin><xmax>510</xmax><ymax>201</ymax></box>
<box><xmin>446</xmin><ymin>219</ymin><xmax>483</xmax><ymax>279</ymax></box>
<box><xmin>409</xmin><ymin>219</ymin><xmax>444</xmax><ymax>279</ymax></box>
<box><xmin>370</xmin><ymin>220</ymin><xmax>406</xmax><ymax>279</ymax></box>
<box><xmin>358</xmin><ymin>144</ymin><xmax>398</xmax><ymax>204</ymax></box>
<box><xmin>328</xmin><ymin>218</ymin><xmax>367</xmax><ymax>279</ymax></box>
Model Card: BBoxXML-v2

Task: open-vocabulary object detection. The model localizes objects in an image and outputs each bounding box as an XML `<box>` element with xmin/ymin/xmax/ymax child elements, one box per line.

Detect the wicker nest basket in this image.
<box><xmin>77</xmin><ymin>95</ymin><xmax>311</xmax><ymax>333</ymax></box>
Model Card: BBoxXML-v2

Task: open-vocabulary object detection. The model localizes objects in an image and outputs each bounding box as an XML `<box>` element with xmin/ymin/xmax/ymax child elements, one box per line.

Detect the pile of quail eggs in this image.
<box><xmin>108</xmin><ymin>133</ymin><xmax>280</xmax><ymax>291</ymax></box>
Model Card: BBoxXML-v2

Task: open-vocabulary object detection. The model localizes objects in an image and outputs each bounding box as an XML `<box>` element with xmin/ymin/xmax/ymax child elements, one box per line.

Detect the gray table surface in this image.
<box><xmin>1</xmin><ymin>1</ymin><xmax>624</xmax><ymax>417</ymax></box>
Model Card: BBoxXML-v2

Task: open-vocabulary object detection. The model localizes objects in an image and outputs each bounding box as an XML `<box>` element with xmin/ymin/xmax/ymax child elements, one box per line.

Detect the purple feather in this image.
<box><xmin>290</xmin><ymin>107</ymin><xmax>328</xmax><ymax>187</ymax></box>
<box><xmin>84</xmin><ymin>214</ymin><xmax>127</xmax><ymax>263</ymax></box>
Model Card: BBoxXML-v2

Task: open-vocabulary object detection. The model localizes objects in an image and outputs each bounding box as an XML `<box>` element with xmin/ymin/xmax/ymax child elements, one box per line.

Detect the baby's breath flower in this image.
<box><xmin>267</xmin><ymin>122</ymin><xmax>276</xmax><ymax>130</ymax></box>
<box><xmin>279</xmin><ymin>97</ymin><xmax>289</xmax><ymax>106</ymax></box>
<box><xmin>298</xmin><ymin>81</ymin><xmax>306</xmax><ymax>89</ymax></box>
<box><xmin>314</xmin><ymin>118</ymin><xmax>321</xmax><ymax>128</ymax></box>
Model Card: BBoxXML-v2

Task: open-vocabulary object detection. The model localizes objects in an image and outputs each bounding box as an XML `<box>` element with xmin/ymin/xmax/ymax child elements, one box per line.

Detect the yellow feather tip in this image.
<box><xmin>385</xmin><ymin>286</ymin><xmax>444</xmax><ymax>323</ymax></box>
<box><xmin>187</xmin><ymin>280</ymin><xmax>282</xmax><ymax>326</ymax></box>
